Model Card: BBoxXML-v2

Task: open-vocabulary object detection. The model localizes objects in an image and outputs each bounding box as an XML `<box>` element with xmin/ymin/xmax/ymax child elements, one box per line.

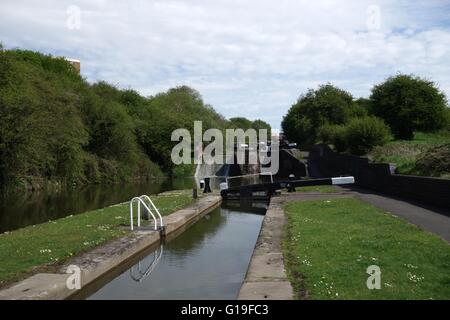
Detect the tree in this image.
<box><xmin>228</xmin><ymin>117</ymin><xmax>253</xmax><ymax>130</ymax></box>
<box><xmin>227</xmin><ymin>117</ymin><xmax>272</xmax><ymax>143</ymax></box>
<box><xmin>354</xmin><ymin>97</ymin><xmax>371</xmax><ymax>115</ymax></box>
<box><xmin>281</xmin><ymin>84</ymin><xmax>359</xmax><ymax>146</ymax></box>
<box><xmin>251</xmin><ymin>119</ymin><xmax>272</xmax><ymax>140</ymax></box>
<box><xmin>0</xmin><ymin>49</ymin><xmax>88</xmax><ymax>185</ymax></box>
<box><xmin>370</xmin><ymin>74</ymin><xmax>449</xmax><ymax>139</ymax></box>
<box><xmin>135</xmin><ymin>86</ymin><xmax>228</xmax><ymax>172</ymax></box>
<box><xmin>1</xmin><ymin>48</ymin><xmax>234</xmax><ymax>188</ymax></box>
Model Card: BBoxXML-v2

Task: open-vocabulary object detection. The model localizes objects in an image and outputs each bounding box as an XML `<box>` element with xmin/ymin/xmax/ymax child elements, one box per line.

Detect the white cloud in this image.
<box><xmin>1</xmin><ymin>0</ymin><xmax>450</xmax><ymax>130</ymax></box>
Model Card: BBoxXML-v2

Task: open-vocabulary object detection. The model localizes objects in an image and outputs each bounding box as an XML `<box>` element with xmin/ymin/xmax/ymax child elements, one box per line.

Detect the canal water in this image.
<box><xmin>0</xmin><ymin>177</ymin><xmax>195</xmax><ymax>234</ymax></box>
<box><xmin>85</xmin><ymin>202</ymin><xmax>266</xmax><ymax>300</ymax></box>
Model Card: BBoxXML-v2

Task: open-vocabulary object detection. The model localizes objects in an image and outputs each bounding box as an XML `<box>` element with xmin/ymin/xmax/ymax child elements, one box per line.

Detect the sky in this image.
<box><xmin>1</xmin><ymin>0</ymin><xmax>450</xmax><ymax>130</ymax></box>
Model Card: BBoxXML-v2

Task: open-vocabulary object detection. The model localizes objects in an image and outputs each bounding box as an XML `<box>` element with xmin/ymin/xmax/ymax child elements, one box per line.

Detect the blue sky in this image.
<box><xmin>1</xmin><ymin>0</ymin><xmax>450</xmax><ymax>131</ymax></box>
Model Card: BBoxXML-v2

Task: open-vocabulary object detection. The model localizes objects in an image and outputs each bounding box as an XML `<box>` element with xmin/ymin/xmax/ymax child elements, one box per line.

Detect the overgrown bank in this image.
<box><xmin>283</xmin><ymin>197</ymin><xmax>450</xmax><ymax>299</ymax></box>
<box><xmin>370</xmin><ymin>132</ymin><xmax>450</xmax><ymax>178</ymax></box>
<box><xmin>0</xmin><ymin>189</ymin><xmax>194</xmax><ymax>288</ymax></box>
<box><xmin>0</xmin><ymin>47</ymin><xmax>271</xmax><ymax>191</ymax></box>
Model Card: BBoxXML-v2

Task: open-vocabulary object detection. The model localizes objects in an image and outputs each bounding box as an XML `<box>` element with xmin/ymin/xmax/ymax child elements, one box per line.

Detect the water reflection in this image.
<box><xmin>221</xmin><ymin>199</ymin><xmax>268</xmax><ymax>215</ymax></box>
<box><xmin>0</xmin><ymin>177</ymin><xmax>195</xmax><ymax>233</ymax></box>
<box><xmin>87</xmin><ymin>203</ymin><xmax>265</xmax><ymax>300</ymax></box>
<box><xmin>130</xmin><ymin>244</ymin><xmax>164</xmax><ymax>283</ymax></box>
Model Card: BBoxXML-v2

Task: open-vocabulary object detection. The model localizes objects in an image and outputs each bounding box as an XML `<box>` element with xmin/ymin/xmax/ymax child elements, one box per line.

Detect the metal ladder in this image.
<box><xmin>130</xmin><ymin>244</ymin><xmax>164</xmax><ymax>282</ymax></box>
<box><xmin>129</xmin><ymin>195</ymin><xmax>164</xmax><ymax>231</ymax></box>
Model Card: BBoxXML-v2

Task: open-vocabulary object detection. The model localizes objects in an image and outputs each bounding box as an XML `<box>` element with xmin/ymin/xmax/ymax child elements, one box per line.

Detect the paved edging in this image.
<box><xmin>0</xmin><ymin>195</ymin><xmax>221</xmax><ymax>300</ymax></box>
<box><xmin>238</xmin><ymin>196</ymin><xmax>294</xmax><ymax>300</ymax></box>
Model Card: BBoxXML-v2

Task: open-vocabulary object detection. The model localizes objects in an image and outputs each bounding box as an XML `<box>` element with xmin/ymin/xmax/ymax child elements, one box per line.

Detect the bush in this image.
<box><xmin>171</xmin><ymin>164</ymin><xmax>196</xmax><ymax>177</ymax></box>
<box><xmin>345</xmin><ymin>117</ymin><xmax>391</xmax><ymax>155</ymax></box>
<box><xmin>370</xmin><ymin>74</ymin><xmax>449</xmax><ymax>139</ymax></box>
<box><xmin>317</xmin><ymin>124</ymin><xmax>347</xmax><ymax>152</ymax></box>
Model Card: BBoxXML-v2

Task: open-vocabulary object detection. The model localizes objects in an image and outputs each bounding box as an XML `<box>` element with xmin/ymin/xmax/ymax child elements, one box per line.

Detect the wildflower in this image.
<box><xmin>407</xmin><ymin>272</ymin><xmax>424</xmax><ymax>283</ymax></box>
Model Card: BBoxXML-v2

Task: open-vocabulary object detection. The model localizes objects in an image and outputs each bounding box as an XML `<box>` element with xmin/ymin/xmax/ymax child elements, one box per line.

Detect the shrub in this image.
<box><xmin>345</xmin><ymin>116</ymin><xmax>391</xmax><ymax>155</ymax></box>
<box><xmin>414</xmin><ymin>144</ymin><xmax>450</xmax><ymax>177</ymax></box>
<box><xmin>317</xmin><ymin>124</ymin><xmax>347</xmax><ymax>152</ymax></box>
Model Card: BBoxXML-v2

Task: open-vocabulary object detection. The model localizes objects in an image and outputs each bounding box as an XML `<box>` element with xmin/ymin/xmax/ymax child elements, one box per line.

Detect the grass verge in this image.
<box><xmin>0</xmin><ymin>189</ymin><xmax>194</xmax><ymax>287</ymax></box>
<box><xmin>283</xmin><ymin>197</ymin><xmax>450</xmax><ymax>299</ymax></box>
<box><xmin>294</xmin><ymin>185</ymin><xmax>338</xmax><ymax>193</ymax></box>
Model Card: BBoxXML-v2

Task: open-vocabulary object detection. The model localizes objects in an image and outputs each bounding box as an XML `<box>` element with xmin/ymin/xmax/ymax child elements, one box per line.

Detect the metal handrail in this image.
<box><xmin>130</xmin><ymin>197</ymin><xmax>158</xmax><ymax>231</ymax></box>
<box><xmin>139</xmin><ymin>195</ymin><xmax>164</xmax><ymax>229</ymax></box>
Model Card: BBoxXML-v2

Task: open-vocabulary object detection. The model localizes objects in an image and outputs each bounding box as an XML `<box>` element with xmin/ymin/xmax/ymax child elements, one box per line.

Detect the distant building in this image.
<box><xmin>66</xmin><ymin>58</ymin><xmax>80</xmax><ymax>74</ymax></box>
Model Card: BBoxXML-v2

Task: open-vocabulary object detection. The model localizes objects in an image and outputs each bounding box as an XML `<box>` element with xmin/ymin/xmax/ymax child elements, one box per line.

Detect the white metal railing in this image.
<box><xmin>139</xmin><ymin>195</ymin><xmax>163</xmax><ymax>229</ymax></box>
<box><xmin>129</xmin><ymin>195</ymin><xmax>164</xmax><ymax>231</ymax></box>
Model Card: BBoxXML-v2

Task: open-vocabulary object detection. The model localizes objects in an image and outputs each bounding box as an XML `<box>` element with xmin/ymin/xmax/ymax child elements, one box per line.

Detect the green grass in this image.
<box><xmin>0</xmin><ymin>190</ymin><xmax>194</xmax><ymax>287</ymax></box>
<box><xmin>283</xmin><ymin>197</ymin><xmax>450</xmax><ymax>300</ymax></box>
<box><xmin>370</xmin><ymin>131</ymin><xmax>450</xmax><ymax>176</ymax></box>
<box><xmin>294</xmin><ymin>185</ymin><xmax>338</xmax><ymax>193</ymax></box>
